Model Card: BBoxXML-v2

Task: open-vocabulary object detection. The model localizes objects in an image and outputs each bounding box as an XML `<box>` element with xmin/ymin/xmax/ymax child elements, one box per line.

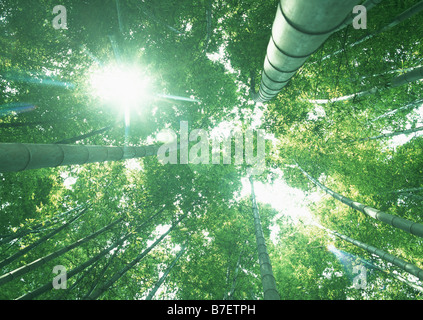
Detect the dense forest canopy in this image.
<box><xmin>0</xmin><ymin>0</ymin><xmax>423</xmax><ymax>301</ymax></box>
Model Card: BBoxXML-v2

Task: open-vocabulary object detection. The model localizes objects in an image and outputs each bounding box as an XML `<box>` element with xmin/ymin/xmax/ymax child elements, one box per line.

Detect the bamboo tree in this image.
<box><xmin>16</xmin><ymin>205</ymin><xmax>168</xmax><ymax>300</ymax></box>
<box><xmin>296</xmin><ymin>164</ymin><xmax>423</xmax><ymax>238</ymax></box>
<box><xmin>371</xmin><ymin>98</ymin><xmax>423</xmax><ymax>122</ymax></box>
<box><xmin>145</xmin><ymin>243</ymin><xmax>187</xmax><ymax>300</ymax></box>
<box><xmin>392</xmin><ymin>187</ymin><xmax>423</xmax><ymax>194</ymax></box>
<box><xmin>0</xmin><ymin>205</ymin><xmax>86</xmax><ymax>246</ymax></box>
<box><xmin>223</xmin><ymin>247</ymin><xmax>246</xmax><ymax>300</ymax></box>
<box><xmin>249</xmin><ymin>176</ymin><xmax>280</xmax><ymax>300</ymax></box>
<box><xmin>86</xmin><ymin>214</ymin><xmax>186</xmax><ymax>300</ymax></box>
<box><xmin>0</xmin><ymin>143</ymin><xmax>161</xmax><ymax>173</ymax></box>
<box><xmin>0</xmin><ymin>205</ymin><xmax>89</xmax><ymax>269</ymax></box>
<box><xmin>355</xmin><ymin>126</ymin><xmax>423</xmax><ymax>142</ymax></box>
<box><xmin>321</xmin><ymin>225</ymin><xmax>423</xmax><ymax>281</ymax></box>
<box><xmin>334</xmin><ymin>0</ymin><xmax>385</xmax><ymax>32</ymax></box>
<box><xmin>309</xmin><ymin>66</ymin><xmax>423</xmax><ymax>104</ymax></box>
<box><xmin>321</xmin><ymin>1</ymin><xmax>423</xmax><ymax>61</ymax></box>
<box><xmin>0</xmin><ymin>217</ymin><xmax>122</xmax><ymax>286</ymax></box>
<box><xmin>53</xmin><ymin>124</ymin><xmax>114</xmax><ymax>145</ymax></box>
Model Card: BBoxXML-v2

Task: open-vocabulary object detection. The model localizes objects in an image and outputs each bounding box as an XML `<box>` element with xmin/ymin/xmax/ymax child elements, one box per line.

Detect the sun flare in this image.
<box><xmin>89</xmin><ymin>65</ymin><xmax>151</xmax><ymax>109</ymax></box>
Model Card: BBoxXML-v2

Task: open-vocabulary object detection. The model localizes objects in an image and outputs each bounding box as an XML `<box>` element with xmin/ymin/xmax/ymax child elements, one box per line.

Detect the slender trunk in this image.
<box><xmin>0</xmin><ymin>205</ymin><xmax>85</xmax><ymax>245</ymax></box>
<box><xmin>334</xmin><ymin>0</ymin><xmax>385</xmax><ymax>32</ymax></box>
<box><xmin>309</xmin><ymin>67</ymin><xmax>423</xmax><ymax>104</ymax></box>
<box><xmin>115</xmin><ymin>0</ymin><xmax>124</xmax><ymax>34</ymax></box>
<box><xmin>140</xmin><ymin>5</ymin><xmax>184</xmax><ymax>35</ymax></box>
<box><xmin>81</xmin><ymin>245</ymin><xmax>121</xmax><ymax>300</ymax></box>
<box><xmin>53</xmin><ymin>125</ymin><xmax>114</xmax><ymax>145</ymax></box>
<box><xmin>86</xmin><ymin>214</ymin><xmax>186</xmax><ymax>300</ymax></box>
<box><xmin>371</xmin><ymin>98</ymin><xmax>423</xmax><ymax>122</ymax></box>
<box><xmin>16</xmin><ymin>206</ymin><xmax>167</xmax><ymax>300</ymax></box>
<box><xmin>145</xmin><ymin>243</ymin><xmax>187</xmax><ymax>300</ymax></box>
<box><xmin>0</xmin><ymin>206</ymin><xmax>88</xmax><ymax>269</ymax></box>
<box><xmin>0</xmin><ymin>218</ymin><xmax>122</xmax><ymax>286</ymax></box>
<box><xmin>322</xmin><ymin>1</ymin><xmax>423</xmax><ymax>62</ymax></box>
<box><xmin>356</xmin><ymin>126</ymin><xmax>423</xmax><ymax>142</ymax></box>
<box><xmin>249</xmin><ymin>176</ymin><xmax>280</xmax><ymax>300</ymax></box>
<box><xmin>0</xmin><ymin>143</ymin><xmax>161</xmax><ymax>173</ymax></box>
<box><xmin>204</xmin><ymin>0</ymin><xmax>212</xmax><ymax>52</ymax></box>
<box><xmin>296</xmin><ymin>164</ymin><xmax>423</xmax><ymax>238</ymax></box>
<box><xmin>324</xmin><ymin>227</ymin><xmax>423</xmax><ymax>281</ymax></box>
<box><xmin>224</xmin><ymin>248</ymin><xmax>244</xmax><ymax>300</ymax></box>
<box><xmin>393</xmin><ymin>187</ymin><xmax>423</xmax><ymax>194</ymax></box>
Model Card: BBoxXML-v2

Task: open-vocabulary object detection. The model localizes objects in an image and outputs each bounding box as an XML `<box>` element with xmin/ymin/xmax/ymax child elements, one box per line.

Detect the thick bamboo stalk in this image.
<box><xmin>254</xmin><ymin>0</ymin><xmax>360</xmax><ymax>102</ymax></box>
<box><xmin>297</xmin><ymin>164</ymin><xmax>423</xmax><ymax>238</ymax></box>
<box><xmin>0</xmin><ymin>143</ymin><xmax>160</xmax><ymax>173</ymax></box>
<box><xmin>249</xmin><ymin>176</ymin><xmax>280</xmax><ymax>300</ymax></box>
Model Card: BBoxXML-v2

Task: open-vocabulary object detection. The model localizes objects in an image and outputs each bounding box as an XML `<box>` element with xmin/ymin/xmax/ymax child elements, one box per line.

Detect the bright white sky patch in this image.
<box><xmin>240</xmin><ymin>174</ymin><xmax>317</xmax><ymax>244</ymax></box>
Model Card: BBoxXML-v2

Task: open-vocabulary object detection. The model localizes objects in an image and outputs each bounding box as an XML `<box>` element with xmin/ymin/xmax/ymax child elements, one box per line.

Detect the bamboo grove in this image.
<box><xmin>1</xmin><ymin>0</ymin><xmax>423</xmax><ymax>300</ymax></box>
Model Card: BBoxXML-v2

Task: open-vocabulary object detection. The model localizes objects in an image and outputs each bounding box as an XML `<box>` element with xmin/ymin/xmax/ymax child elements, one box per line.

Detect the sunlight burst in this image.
<box><xmin>89</xmin><ymin>65</ymin><xmax>151</xmax><ymax>109</ymax></box>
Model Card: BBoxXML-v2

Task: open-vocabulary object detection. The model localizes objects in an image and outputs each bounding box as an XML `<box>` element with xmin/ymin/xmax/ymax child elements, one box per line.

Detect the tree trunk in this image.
<box><xmin>253</xmin><ymin>0</ymin><xmax>360</xmax><ymax>102</ymax></box>
<box><xmin>356</xmin><ymin>126</ymin><xmax>423</xmax><ymax>142</ymax></box>
<box><xmin>309</xmin><ymin>67</ymin><xmax>423</xmax><ymax>104</ymax></box>
<box><xmin>334</xmin><ymin>0</ymin><xmax>385</xmax><ymax>32</ymax></box>
<box><xmin>323</xmin><ymin>226</ymin><xmax>423</xmax><ymax>281</ymax></box>
<box><xmin>249</xmin><ymin>176</ymin><xmax>280</xmax><ymax>300</ymax></box>
<box><xmin>16</xmin><ymin>206</ymin><xmax>167</xmax><ymax>300</ymax></box>
<box><xmin>296</xmin><ymin>164</ymin><xmax>423</xmax><ymax>238</ymax></box>
<box><xmin>145</xmin><ymin>243</ymin><xmax>187</xmax><ymax>300</ymax></box>
<box><xmin>223</xmin><ymin>248</ymin><xmax>244</xmax><ymax>300</ymax></box>
<box><xmin>371</xmin><ymin>98</ymin><xmax>423</xmax><ymax>122</ymax></box>
<box><xmin>393</xmin><ymin>187</ymin><xmax>423</xmax><ymax>194</ymax></box>
<box><xmin>0</xmin><ymin>143</ymin><xmax>161</xmax><ymax>173</ymax></box>
<box><xmin>0</xmin><ymin>218</ymin><xmax>122</xmax><ymax>286</ymax></box>
<box><xmin>0</xmin><ymin>204</ymin><xmax>86</xmax><ymax>245</ymax></box>
<box><xmin>0</xmin><ymin>206</ymin><xmax>89</xmax><ymax>269</ymax></box>
<box><xmin>53</xmin><ymin>125</ymin><xmax>114</xmax><ymax>145</ymax></box>
<box><xmin>86</xmin><ymin>214</ymin><xmax>186</xmax><ymax>300</ymax></box>
<box><xmin>321</xmin><ymin>1</ymin><xmax>423</xmax><ymax>62</ymax></box>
